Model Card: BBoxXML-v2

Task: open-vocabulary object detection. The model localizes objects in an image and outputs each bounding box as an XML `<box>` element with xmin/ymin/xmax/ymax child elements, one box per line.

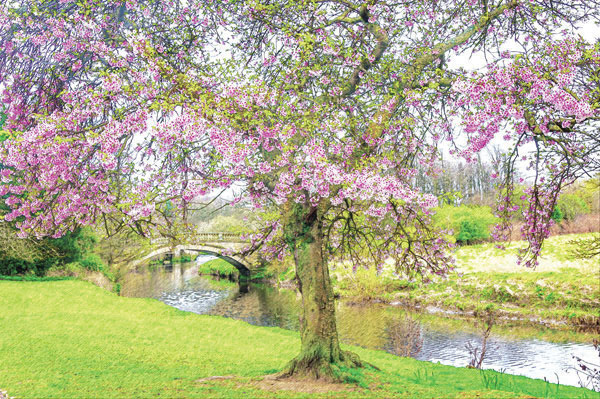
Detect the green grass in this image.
<box><xmin>197</xmin><ymin>258</ymin><xmax>274</xmax><ymax>281</ymax></box>
<box><xmin>172</xmin><ymin>254</ymin><xmax>193</xmax><ymax>263</ymax></box>
<box><xmin>0</xmin><ymin>275</ymin><xmax>75</xmax><ymax>281</ymax></box>
<box><xmin>197</xmin><ymin>258</ymin><xmax>240</xmax><ymax>279</ymax></box>
<box><xmin>0</xmin><ymin>280</ymin><xmax>597</xmax><ymax>398</ymax></box>
<box><xmin>454</xmin><ymin>233</ymin><xmax>600</xmax><ymax>273</ymax></box>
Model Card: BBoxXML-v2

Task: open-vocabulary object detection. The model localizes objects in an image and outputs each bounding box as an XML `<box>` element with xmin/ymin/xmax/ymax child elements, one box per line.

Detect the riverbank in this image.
<box><xmin>331</xmin><ymin>233</ymin><xmax>600</xmax><ymax>328</ymax></box>
<box><xmin>0</xmin><ymin>279</ymin><xmax>595</xmax><ymax>398</ymax></box>
<box><xmin>197</xmin><ymin>234</ymin><xmax>599</xmax><ymax>327</ymax></box>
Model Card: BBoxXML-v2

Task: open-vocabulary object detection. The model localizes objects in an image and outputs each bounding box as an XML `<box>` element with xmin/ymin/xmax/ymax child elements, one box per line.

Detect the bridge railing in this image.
<box><xmin>149</xmin><ymin>232</ymin><xmax>247</xmax><ymax>246</ymax></box>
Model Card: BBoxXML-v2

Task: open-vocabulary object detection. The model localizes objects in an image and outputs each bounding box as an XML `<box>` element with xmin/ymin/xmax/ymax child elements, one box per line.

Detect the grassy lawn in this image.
<box><xmin>0</xmin><ymin>280</ymin><xmax>598</xmax><ymax>398</ymax></box>
<box><xmin>333</xmin><ymin>233</ymin><xmax>600</xmax><ymax>324</ymax></box>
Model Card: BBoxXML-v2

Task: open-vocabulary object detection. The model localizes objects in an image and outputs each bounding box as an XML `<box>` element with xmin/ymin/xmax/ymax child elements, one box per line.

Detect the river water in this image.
<box><xmin>120</xmin><ymin>257</ymin><xmax>599</xmax><ymax>389</ymax></box>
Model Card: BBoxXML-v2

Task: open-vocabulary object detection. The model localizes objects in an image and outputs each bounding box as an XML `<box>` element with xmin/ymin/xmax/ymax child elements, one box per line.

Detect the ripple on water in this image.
<box><xmin>160</xmin><ymin>290</ymin><xmax>230</xmax><ymax>314</ymax></box>
<box><xmin>416</xmin><ymin>331</ymin><xmax>596</xmax><ymax>386</ymax></box>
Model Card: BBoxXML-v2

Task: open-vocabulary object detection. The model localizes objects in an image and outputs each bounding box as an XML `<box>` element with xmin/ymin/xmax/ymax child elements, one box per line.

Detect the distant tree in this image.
<box><xmin>1</xmin><ymin>0</ymin><xmax>599</xmax><ymax>380</ymax></box>
<box><xmin>414</xmin><ymin>156</ymin><xmax>500</xmax><ymax>206</ymax></box>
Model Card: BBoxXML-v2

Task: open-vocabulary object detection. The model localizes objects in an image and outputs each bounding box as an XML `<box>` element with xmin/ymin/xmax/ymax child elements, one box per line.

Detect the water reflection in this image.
<box><xmin>120</xmin><ymin>259</ymin><xmax>598</xmax><ymax>388</ymax></box>
<box><xmin>120</xmin><ymin>260</ymin><xmax>213</xmax><ymax>298</ymax></box>
<box><xmin>207</xmin><ymin>283</ymin><xmax>299</xmax><ymax>329</ymax></box>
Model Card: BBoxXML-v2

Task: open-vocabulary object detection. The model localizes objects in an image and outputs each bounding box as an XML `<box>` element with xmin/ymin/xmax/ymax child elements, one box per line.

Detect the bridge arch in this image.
<box><xmin>130</xmin><ymin>241</ymin><xmax>253</xmax><ymax>277</ymax></box>
<box><xmin>182</xmin><ymin>248</ymin><xmax>251</xmax><ymax>277</ymax></box>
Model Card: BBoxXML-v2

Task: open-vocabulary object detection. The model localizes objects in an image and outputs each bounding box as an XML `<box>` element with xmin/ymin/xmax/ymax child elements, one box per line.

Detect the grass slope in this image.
<box><xmin>198</xmin><ymin>258</ymin><xmax>240</xmax><ymax>279</ymax></box>
<box><xmin>0</xmin><ymin>280</ymin><xmax>597</xmax><ymax>398</ymax></box>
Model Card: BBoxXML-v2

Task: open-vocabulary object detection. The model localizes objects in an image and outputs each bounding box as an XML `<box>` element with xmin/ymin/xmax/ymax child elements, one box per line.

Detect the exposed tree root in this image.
<box><xmin>276</xmin><ymin>350</ymin><xmax>378</xmax><ymax>382</ymax></box>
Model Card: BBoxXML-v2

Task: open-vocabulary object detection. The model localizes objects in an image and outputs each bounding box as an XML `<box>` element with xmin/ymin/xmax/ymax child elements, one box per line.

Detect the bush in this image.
<box><xmin>333</xmin><ymin>263</ymin><xmax>399</xmax><ymax>301</ymax></box>
<box><xmin>52</xmin><ymin>227</ymin><xmax>99</xmax><ymax>263</ymax></box>
<box><xmin>79</xmin><ymin>253</ymin><xmax>107</xmax><ymax>272</ymax></box>
<box><xmin>557</xmin><ymin>193</ymin><xmax>590</xmax><ymax>221</ymax></box>
<box><xmin>0</xmin><ymin>257</ymin><xmax>35</xmax><ymax>276</ymax></box>
<box><xmin>172</xmin><ymin>254</ymin><xmax>192</xmax><ymax>262</ymax></box>
<box><xmin>571</xmin><ymin>176</ymin><xmax>600</xmax><ymax>213</ymax></box>
<box><xmin>0</xmin><ymin>257</ymin><xmax>58</xmax><ymax>276</ymax></box>
<box><xmin>551</xmin><ymin>206</ymin><xmax>564</xmax><ymax>223</ymax></box>
<box><xmin>456</xmin><ymin>219</ymin><xmax>489</xmax><ymax>243</ymax></box>
<box><xmin>0</xmin><ymin>275</ymin><xmax>73</xmax><ymax>281</ymax></box>
<box><xmin>0</xmin><ymin>227</ymin><xmax>109</xmax><ymax>277</ymax></box>
<box><xmin>433</xmin><ymin>205</ymin><xmax>497</xmax><ymax>244</ymax></box>
<box><xmin>263</xmin><ymin>255</ymin><xmax>295</xmax><ymax>281</ymax></box>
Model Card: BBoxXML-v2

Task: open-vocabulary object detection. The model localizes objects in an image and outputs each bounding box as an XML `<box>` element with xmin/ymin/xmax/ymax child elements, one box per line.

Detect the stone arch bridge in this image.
<box><xmin>130</xmin><ymin>232</ymin><xmax>256</xmax><ymax>277</ymax></box>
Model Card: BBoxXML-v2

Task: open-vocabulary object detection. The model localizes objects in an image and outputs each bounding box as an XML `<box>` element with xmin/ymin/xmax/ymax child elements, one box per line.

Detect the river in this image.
<box><xmin>120</xmin><ymin>256</ymin><xmax>599</xmax><ymax>389</ymax></box>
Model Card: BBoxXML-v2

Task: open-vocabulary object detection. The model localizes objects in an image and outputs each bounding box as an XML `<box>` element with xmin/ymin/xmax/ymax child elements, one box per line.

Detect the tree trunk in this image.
<box><xmin>279</xmin><ymin>202</ymin><xmax>363</xmax><ymax>381</ymax></box>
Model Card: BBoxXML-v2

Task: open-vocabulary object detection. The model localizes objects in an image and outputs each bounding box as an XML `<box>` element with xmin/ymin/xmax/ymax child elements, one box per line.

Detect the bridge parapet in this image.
<box><xmin>196</xmin><ymin>232</ymin><xmax>247</xmax><ymax>243</ymax></box>
<box><xmin>150</xmin><ymin>232</ymin><xmax>247</xmax><ymax>247</ymax></box>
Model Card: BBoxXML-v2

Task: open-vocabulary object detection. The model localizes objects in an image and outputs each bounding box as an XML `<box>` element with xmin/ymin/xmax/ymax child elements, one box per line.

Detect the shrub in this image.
<box><xmin>0</xmin><ymin>199</ymin><xmax>105</xmax><ymax>278</ymax></box>
<box><xmin>387</xmin><ymin>315</ymin><xmax>423</xmax><ymax>357</ymax></box>
<box><xmin>263</xmin><ymin>255</ymin><xmax>295</xmax><ymax>281</ymax></box>
<box><xmin>332</xmin><ymin>263</ymin><xmax>398</xmax><ymax>301</ymax></box>
<box><xmin>456</xmin><ymin>219</ymin><xmax>489</xmax><ymax>243</ymax></box>
<box><xmin>0</xmin><ymin>257</ymin><xmax>34</xmax><ymax>276</ymax></box>
<box><xmin>557</xmin><ymin>193</ymin><xmax>590</xmax><ymax>221</ymax></box>
<box><xmin>0</xmin><ymin>256</ymin><xmax>58</xmax><ymax>276</ymax></box>
<box><xmin>79</xmin><ymin>253</ymin><xmax>107</xmax><ymax>272</ymax></box>
<box><xmin>434</xmin><ymin>205</ymin><xmax>497</xmax><ymax>244</ymax></box>
<box><xmin>52</xmin><ymin>227</ymin><xmax>99</xmax><ymax>263</ymax></box>
<box><xmin>175</xmin><ymin>254</ymin><xmax>193</xmax><ymax>262</ymax></box>
<box><xmin>571</xmin><ymin>175</ymin><xmax>600</xmax><ymax>213</ymax></box>
<box><xmin>551</xmin><ymin>206</ymin><xmax>564</xmax><ymax>223</ymax></box>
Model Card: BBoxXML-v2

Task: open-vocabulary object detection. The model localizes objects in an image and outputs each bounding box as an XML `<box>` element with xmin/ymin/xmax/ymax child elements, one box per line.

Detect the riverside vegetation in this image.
<box><xmin>330</xmin><ymin>233</ymin><xmax>599</xmax><ymax>326</ymax></box>
<box><xmin>195</xmin><ymin>182</ymin><xmax>599</xmax><ymax>327</ymax></box>
<box><xmin>2</xmin><ymin>218</ymin><xmax>596</xmax><ymax>327</ymax></box>
<box><xmin>0</xmin><ymin>279</ymin><xmax>597</xmax><ymax>399</ymax></box>
<box><xmin>196</xmin><ymin>232</ymin><xmax>599</xmax><ymax>326</ymax></box>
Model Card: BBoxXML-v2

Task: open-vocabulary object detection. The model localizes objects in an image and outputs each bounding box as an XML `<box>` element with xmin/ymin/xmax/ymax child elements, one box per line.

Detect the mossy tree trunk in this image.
<box><xmin>280</xmin><ymin>201</ymin><xmax>363</xmax><ymax>381</ymax></box>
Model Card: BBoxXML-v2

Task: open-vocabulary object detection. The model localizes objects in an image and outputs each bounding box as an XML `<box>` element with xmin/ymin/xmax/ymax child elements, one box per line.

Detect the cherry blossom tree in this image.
<box><xmin>1</xmin><ymin>0</ymin><xmax>599</xmax><ymax>380</ymax></box>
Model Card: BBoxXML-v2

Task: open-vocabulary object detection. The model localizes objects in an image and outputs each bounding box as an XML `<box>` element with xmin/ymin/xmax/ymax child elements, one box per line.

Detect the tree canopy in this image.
<box><xmin>1</xmin><ymin>0</ymin><xmax>599</xmax><ymax>379</ymax></box>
